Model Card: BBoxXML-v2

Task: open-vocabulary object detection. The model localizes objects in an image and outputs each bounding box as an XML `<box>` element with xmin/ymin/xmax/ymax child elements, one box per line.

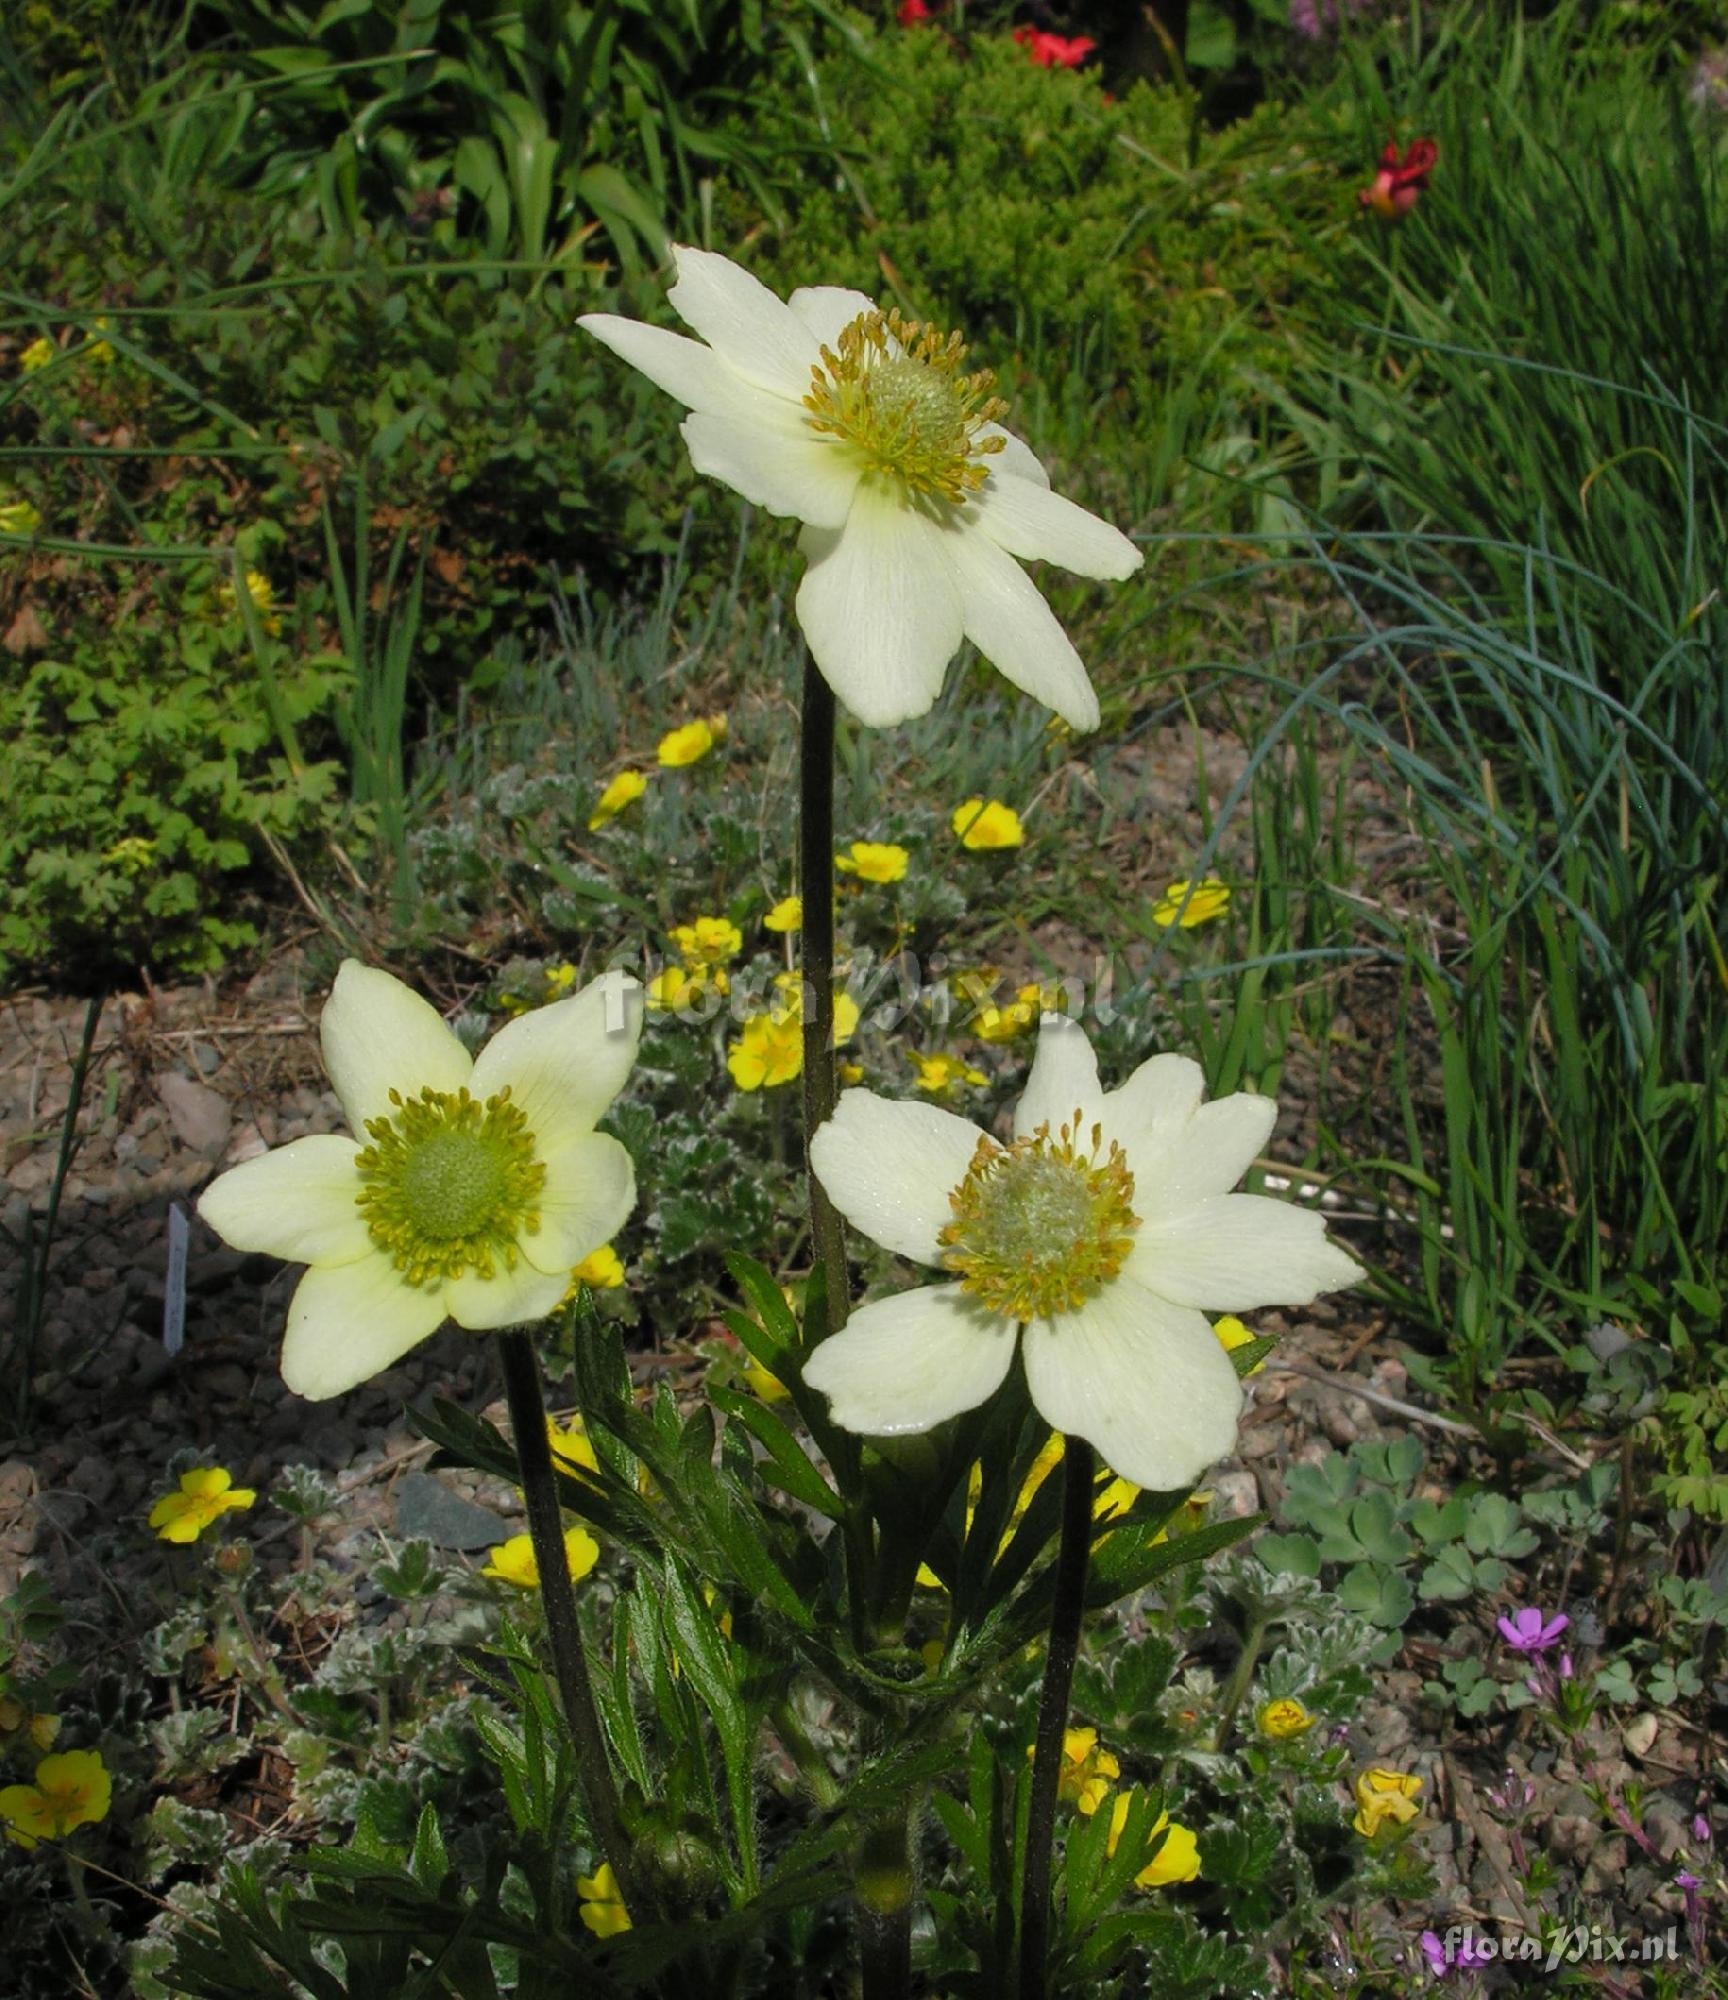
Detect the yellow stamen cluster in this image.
<box><xmin>354</xmin><ymin>1085</ymin><xmax>545</xmax><ymax>1286</ymax></box>
<box><xmin>803</xmin><ymin>308</ymin><xmax>1007</xmax><ymax>504</ymax></box>
<box><xmin>939</xmin><ymin>1113</ymin><xmax>1140</xmax><ymax>1322</ymax></box>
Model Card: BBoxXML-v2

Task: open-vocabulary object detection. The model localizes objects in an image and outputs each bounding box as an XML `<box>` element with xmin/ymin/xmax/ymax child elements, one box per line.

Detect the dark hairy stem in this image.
<box><xmin>799</xmin><ymin>657</ymin><xmax>850</xmax><ymax>1340</ymax></box>
<box><xmin>1018</xmin><ymin>1435</ymin><xmax>1096</xmax><ymax>2000</ymax></box>
<box><xmin>497</xmin><ymin>1330</ymin><xmax>641</xmax><ymax>1916</ymax></box>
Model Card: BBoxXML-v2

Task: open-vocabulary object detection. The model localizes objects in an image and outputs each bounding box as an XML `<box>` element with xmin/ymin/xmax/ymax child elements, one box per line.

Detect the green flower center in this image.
<box><xmin>355</xmin><ymin>1085</ymin><xmax>546</xmax><ymax>1287</ymax></box>
<box><xmin>803</xmin><ymin>309</ymin><xmax>1008</xmax><ymax>504</ymax></box>
<box><xmin>939</xmin><ymin>1114</ymin><xmax>1140</xmax><ymax>1322</ymax></box>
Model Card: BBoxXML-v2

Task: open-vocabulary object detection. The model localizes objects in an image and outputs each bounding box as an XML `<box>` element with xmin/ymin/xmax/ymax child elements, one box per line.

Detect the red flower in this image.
<box><xmin>1012</xmin><ymin>24</ymin><xmax>1096</xmax><ymax>68</ymax></box>
<box><xmin>898</xmin><ymin>0</ymin><xmax>933</xmax><ymax>23</ymax></box>
<box><xmin>1358</xmin><ymin>137</ymin><xmax>1438</xmax><ymax>220</ymax></box>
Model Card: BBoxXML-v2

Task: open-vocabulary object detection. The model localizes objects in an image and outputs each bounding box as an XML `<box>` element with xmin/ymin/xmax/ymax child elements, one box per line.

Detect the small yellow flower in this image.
<box><xmin>647</xmin><ymin>964</ymin><xmax>728</xmax><ymax>1012</ymax></box>
<box><xmin>952</xmin><ymin>798</ymin><xmax>1025</xmax><ymax>850</ymax></box>
<box><xmin>1151</xmin><ymin>878</ymin><xmax>1231</xmax><ymax>929</ymax></box>
<box><xmin>148</xmin><ymin>1468</ymin><xmax>257</xmax><ymax>1544</ymax></box>
<box><xmin>835</xmin><ymin>841</ymin><xmax>909</xmax><ymax>884</ymax></box>
<box><xmin>0</xmin><ymin>497</ymin><xmax>42</xmax><ymax>536</ymax></box>
<box><xmin>84</xmin><ymin>318</ymin><xmax>115</xmax><ymax>366</ymax></box>
<box><xmin>481</xmin><ymin>1525</ymin><xmax>600</xmax><ymax>1589</ymax></box>
<box><xmin>657</xmin><ymin>715</ymin><xmax>725</xmax><ymax>767</ymax></box>
<box><xmin>728</xmin><ymin>1012</ymin><xmax>805</xmax><ymax>1091</ymax></box>
<box><xmin>577</xmin><ymin>1860</ymin><xmax>631</xmax><ymax>1937</ymax></box>
<box><xmin>1352</xmin><ymin>1767</ymin><xmax>1423</xmax><ymax>1838</ymax></box>
<box><xmin>1106</xmin><ymin>1794</ymin><xmax>1202</xmax><ymax>1886</ymax></box>
<box><xmin>219</xmin><ymin>567</ymin><xmax>283</xmax><ymax>636</ymax></box>
<box><xmin>1028</xmin><ymin>1727</ymin><xmax>1119</xmax><ymax>1815</ymax></box>
<box><xmin>1214</xmin><ymin>1314</ymin><xmax>1265</xmax><ymax>1374</ymax></box>
<box><xmin>839</xmin><ymin>1060</ymin><xmax>864</xmax><ymax>1085</ymax></box>
<box><xmin>0</xmin><ymin>1749</ymin><xmax>112</xmax><ymax>1849</ymax></box>
<box><xmin>543</xmin><ymin>962</ymin><xmax>578</xmax><ymax>998</ymax></box>
<box><xmin>671</xmin><ymin>916</ymin><xmax>743</xmax><ymax>968</ymax></box>
<box><xmin>0</xmin><ymin>1698</ymin><xmax>60</xmax><ymax>1753</ymax></box>
<box><xmin>571</xmin><ymin>1244</ymin><xmax>625</xmax><ymax>1291</ymax></box>
<box><xmin>19</xmin><ymin>336</ymin><xmax>55</xmax><ymax>373</ymax></box>
<box><xmin>1257</xmin><ymin>1697</ymin><xmax>1315</xmax><ymax>1741</ymax></box>
<box><xmin>972</xmin><ymin>995</ymin><xmax>1037</xmax><ymax>1043</ymax></box>
<box><xmin>588</xmin><ymin>769</ymin><xmax>649</xmax><ymax>830</ymax></box>
<box><xmin>764</xmin><ymin>895</ymin><xmax>802</xmax><ymax>933</ymax></box>
<box><xmin>102</xmin><ymin>836</ymin><xmax>157</xmax><ymax>873</ymax></box>
<box><xmin>910</xmin><ymin>1052</ymin><xmax>987</xmax><ymax>1097</ymax></box>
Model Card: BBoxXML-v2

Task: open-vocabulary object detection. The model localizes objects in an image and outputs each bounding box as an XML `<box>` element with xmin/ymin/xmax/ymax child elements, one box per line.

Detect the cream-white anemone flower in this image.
<box><xmin>197</xmin><ymin>962</ymin><xmax>642</xmax><ymax>1400</ymax></box>
<box><xmin>578</xmin><ymin>247</ymin><xmax>1141</xmax><ymax>732</ymax></box>
<box><xmin>804</xmin><ymin>1015</ymin><xmax>1363</xmax><ymax>1490</ymax></box>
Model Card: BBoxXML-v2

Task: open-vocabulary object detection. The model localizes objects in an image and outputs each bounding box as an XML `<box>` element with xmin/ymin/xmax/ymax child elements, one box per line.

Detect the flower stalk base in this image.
<box><xmin>1018</xmin><ymin>1434</ymin><xmax>1096</xmax><ymax>2000</ymax></box>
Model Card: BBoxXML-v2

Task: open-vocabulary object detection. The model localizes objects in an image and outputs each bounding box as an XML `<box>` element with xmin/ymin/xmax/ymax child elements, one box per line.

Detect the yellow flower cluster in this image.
<box><xmin>147</xmin><ymin>1467</ymin><xmax>256</xmax><ymax>1545</ymax></box>
<box><xmin>1105</xmin><ymin>1794</ymin><xmax>1202</xmax><ymax>1886</ymax></box>
<box><xmin>763</xmin><ymin>894</ymin><xmax>802</xmax><ymax>933</ymax></box>
<box><xmin>0</xmin><ymin>495</ymin><xmax>42</xmax><ymax>537</ymax></box>
<box><xmin>586</xmin><ymin>712</ymin><xmax>728</xmax><ymax>828</ymax></box>
<box><xmin>909</xmin><ymin>1051</ymin><xmax>987</xmax><ymax>1098</ymax></box>
<box><xmin>218</xmin><ymin>567</ymin><xmax>284</xmax><ymax>637</ymax></box>
<box><xmin>650</xmin><ymin>912</ymin><xmax>744</xmax><ymax>1014</ymax></box>
<box><xmin>728</xmin><ymin>978</ymin><xmax>860</xmax><ymax>1092</ymax></box>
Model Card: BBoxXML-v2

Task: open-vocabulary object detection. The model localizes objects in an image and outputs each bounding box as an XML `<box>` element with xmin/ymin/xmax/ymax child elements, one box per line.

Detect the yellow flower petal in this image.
<box><xmin>764</xmin><ymin>895</ymin><xmax>802</xmax><ymax>933</ymax></box>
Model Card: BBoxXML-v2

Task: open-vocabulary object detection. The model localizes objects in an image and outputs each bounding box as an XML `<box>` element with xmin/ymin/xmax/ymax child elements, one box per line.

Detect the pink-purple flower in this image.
<box><xmin>1497</xmin><ymin>1606</ymin><xmax>1569</xmax><ymax>1654</ymax></box>
<box><xmin>1419</xmin><ymin>1929</ymin><xmax>1493</xmax><ymax>1978</ymax></box>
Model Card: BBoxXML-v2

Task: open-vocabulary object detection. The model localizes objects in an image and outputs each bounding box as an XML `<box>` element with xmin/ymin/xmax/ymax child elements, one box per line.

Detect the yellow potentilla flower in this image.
<box><xmin>671</xmin><ymin>916</ymin><xmax>743</xmax><ymax>968</ymax></box>
<box><xmin>19</xmin><ymin>336</ymin><xmax>55</xmax><ymax>373</ymax></box>
<box><xmin>952</xmin><ymin>798</ymin><xmax>1024</xmax><ymax>850</ymax></box>
<box><xmin>741</xmin><ymin>1351</ymin><xmax>791</xmax><ymax>1402</ymax></box>
<box><xmin>657</xmin><ymin>715</ymin><xmax>725</xmax><ymax>767</ymax></box>
<box><xmin>0</xmin><ymin>1698</ymin><xmax>59</xmax><ymax>1753</ymax></box>
<box><xmin>0</xmin><ymin>1749</ymin><xmax>112</xmax><ymax>1849</ymax></box>
<box><xmin>909</xmin><ymin>1051</ymin><xmax>988</xmax><ymax>1097</ymax></box>
<box><xmin>577</xmin><ymin>1860</ymin><xmax>631</xmax><ymax>1936</ymax></box>
<box><xmin>102</xmin><ymin>836</ymin><xmax>157</xmax><ymax>873</ymax></box>
<box><xmin>147</xmin><ymin>1467</ymin><xmax>257</xmax><ymax>1544</ymax></box>
<box><xmin>546</xmin><ymin>1414</ymin><xmax>600</xmax><ymax>1475</ymax></box>
<box><xmin>0</xmin><ymin>498</ymin><xmax>42</xmax><ymax>536</ymax></box>
<box><xmin>219</xmin><ymin>567</ymin><xmax>283</xmax><ymax>636</ymax></box>
<box><xmin>839</xmin><ymin>1060</ymin><xmax>864</xmax><ymax>1084</ymax></box>
<box><xmin>1213</xmin><ymin>1314</ymin><xmax>1265</xmax><ymax>1374</ymax></box>
<box><xmin>764</xmin><ymin>895</ymin><xmax>802</xmax><ymax>933</ymax></box>
<box><xmin>835</xmin><ymin>841</ymin><xmax>908</xmax><ymax>884</ymax></box>
<box><xmin>972</xmin><ymin>996</ymin><xmax>1037</xmax><ymax>1043</ymax></box>
<box><xmin>1106</xmin><ymin>1795</ymin><xmax>1202</xmax><ymax>1886</ymax></box>
<box><xmin>1151</xmin><ymin>878</ymin><xmax>1231</xmax><ymax>929</ymax></box>
<box><xmin>728</xmin><ymin>1013</ymin><xmax>805</xmax><ymax>1091</ymax></box>
<box><xmin>1352</xmin><ymin>1767</ymin><xmax>1423</xmax><ymax>1838</ymax></box>
<box><xmin>647</xmin><ymin>964</ymin><xmax>728</xmax><ymax>1012</ymax></box>
<box><xmin>481</xmin><ymin>1525</ymin><xmax>600</xmax><ymax>1589</ymax></box>
<box><xmin>589</xmin><ymin>768</ymin><xmax>649</xmax><ymax>830</ymax></box>
<box><xmin>1257</xmin><ymin>1697</ymin><xmax>1314</xmax><ymax>1741</ymax></box>
<box><xmin>85</xmin><ymin>318</ymin><xmax>115</xmax><ymax>366</ymax></box>
<box><xmin>1027</xmin><ymin>1727</ymin><xmax>1119</xmax><ymax>1816</ymax></box>
<box><xmin>571</xmin><ymin>1243</ymin><xmax>625</xmax><ymax>1290</ymax></box>
<box><xmin>544</xmin><ymin>962</ymin><xmax>577</xmax><ymax>998</ymax></box>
